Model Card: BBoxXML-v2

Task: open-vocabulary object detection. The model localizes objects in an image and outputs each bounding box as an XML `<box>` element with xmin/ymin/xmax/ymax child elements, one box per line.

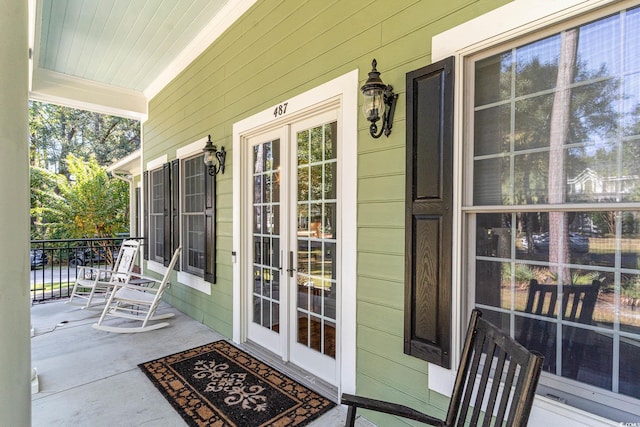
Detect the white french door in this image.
<box><xmin>246</xmin><ymin>127</ymin><xmax>284</xmax><ymax>357</ymax></box>
<box><xmin>245</xmin><ymin>109</ymin><xmax>339</xmax><ymax>385</ymax></box>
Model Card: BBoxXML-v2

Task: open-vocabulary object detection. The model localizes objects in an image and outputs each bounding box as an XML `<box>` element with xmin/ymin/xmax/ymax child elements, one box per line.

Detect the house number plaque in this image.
<box><xmin>273</xmin><ymin>102</ymin><xmax>288</xmax><ymax>118</ymax></box>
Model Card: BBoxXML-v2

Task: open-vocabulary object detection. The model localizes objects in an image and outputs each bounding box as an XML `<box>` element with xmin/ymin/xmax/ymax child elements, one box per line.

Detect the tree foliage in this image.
<box><xmin>29</xmin><ymin>101</ymin><xmax>139</xmax><ymax>175</ymax></box>
<box><xmin>31</xmin><ymin>154</ymin><xmax>129</xmax><ymax>240</ymax></box>
<box><xmin>30</xmin><ymin>166</ymin><xmax>66</xmax><ymax>240</ymax></box>
<box><xmin>29</xmin><ymin>102</ymin><xmax>139</xmax><ymax>240</ymax></box>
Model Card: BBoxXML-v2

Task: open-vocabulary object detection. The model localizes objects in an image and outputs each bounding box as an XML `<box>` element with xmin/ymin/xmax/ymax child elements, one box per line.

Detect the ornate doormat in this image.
<box><xmin>139</xmin><ymin>340</ymin><xmax>335</xmax><ymax>426</ymax></box>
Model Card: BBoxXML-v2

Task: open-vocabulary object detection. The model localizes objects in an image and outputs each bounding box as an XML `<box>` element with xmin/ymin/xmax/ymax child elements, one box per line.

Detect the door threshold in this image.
<box><xmin>237</xmin><ymin>340</ymin><xmax>339</xmax><ymax>403</ymax></box>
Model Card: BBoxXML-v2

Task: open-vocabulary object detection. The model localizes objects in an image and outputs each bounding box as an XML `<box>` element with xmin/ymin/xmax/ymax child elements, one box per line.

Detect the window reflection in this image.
<box><xmin>515</xmin><ymin>35</ymin><xmax>561</xmax><ymax>96</ymax></box>
<box><xmin>474</xmin><ymin>105</ymin><xmax>510</xmax><ymax>156</ymax></box>
<box><xmin>474</xmin><ymin>210</ymin><xmax>640</xmax><ymax>398</ymax></box>
<box><xmin>473</xmin><ymin>13</ymin><xmax>640</xmax><ymax>208</ymax></box>
<box><xmin>252</xmin><ymin>140</ymin><xmax>281</xmax><ymax>333</ymax></box>
<box><xmin>471</xmin><ymin>5</ymin><xmax>640</xmax><ymax>406</ymax></box>
<box><xmin>295</xmin><ymin>122</ymin><xmax>338</xmax><ymax>359</ymax></box>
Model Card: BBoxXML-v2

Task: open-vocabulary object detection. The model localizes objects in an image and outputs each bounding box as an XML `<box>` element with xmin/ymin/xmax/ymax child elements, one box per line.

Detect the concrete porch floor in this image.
<box><xmin>31</xmin><ymin>300</ymin><xmax>374</xmax><ymax>427</ymax></box>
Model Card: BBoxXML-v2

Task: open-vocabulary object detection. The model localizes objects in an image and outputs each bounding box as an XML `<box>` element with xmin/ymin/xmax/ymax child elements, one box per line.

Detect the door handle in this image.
<box><xmin>286</xmin><ymin>251</ymin><xmax>296</xmax><ymax>278</ymax></box>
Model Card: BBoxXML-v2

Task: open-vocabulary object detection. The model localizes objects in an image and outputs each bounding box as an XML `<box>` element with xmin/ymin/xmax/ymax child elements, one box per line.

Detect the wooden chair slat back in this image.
<box><xmin>448</xmin><ymin>310</ymin><xmax>544</xmax><ymax>427</ymax></box>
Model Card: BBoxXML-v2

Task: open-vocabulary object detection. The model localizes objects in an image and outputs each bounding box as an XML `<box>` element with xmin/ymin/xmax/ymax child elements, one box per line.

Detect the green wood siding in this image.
<box><xmin>144</xmin><ymin>0</ymin><xmax>510</xmax><ymax>422</ymax></box>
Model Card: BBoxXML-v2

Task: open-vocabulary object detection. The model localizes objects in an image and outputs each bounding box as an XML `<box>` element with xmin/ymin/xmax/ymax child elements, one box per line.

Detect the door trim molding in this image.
<box><xmin>232</xmin><ymin>69</ymin><xmax>358</xmax><ymax>395</ymax></box>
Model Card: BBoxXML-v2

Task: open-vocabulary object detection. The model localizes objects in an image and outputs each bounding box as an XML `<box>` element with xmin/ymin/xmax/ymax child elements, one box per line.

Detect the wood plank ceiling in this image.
<box><xmin>30</xmin><ymin>0</ymin><xmax>252</xmax><ymax>119</ymax></box>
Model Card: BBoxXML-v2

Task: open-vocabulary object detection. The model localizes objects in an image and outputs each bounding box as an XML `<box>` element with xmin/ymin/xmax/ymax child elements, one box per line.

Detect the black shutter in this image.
<box><xmin>143</xmin><ymin>170</ymin><xmax>149</xmax><ymax>260</ymax></box>
<box><xmin>171</xmin><ymin>159</ymin><xmax>180</xmax><ymax>270</ymax></box>
<box><xmin>163</xmin><ymin>162</ymin><xmax>172</xmax><ymax>267</ymax></box>
<box><xmin>404</xmin><ymin>56</ymin><xmax>455</xmax><ymax>368</ymax></box>
<box><xmin>204</xmin><ymin>170</ymin><xmax>216</xmax><ymax>283</ymax></box>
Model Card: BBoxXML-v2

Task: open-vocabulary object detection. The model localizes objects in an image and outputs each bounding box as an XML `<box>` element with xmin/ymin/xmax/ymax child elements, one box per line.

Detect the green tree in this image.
<box><xmin>57</xmin><ymin>154</ymin><xmax>129</xmax><ymax>238</ymax></box>
<box><xmin>30</xmin><ymin>166</ymin><xmax>65</xmax><ymax>240</ymax></box>
<box><xmin>29</xmin><ymin>101</ymin><xmax>139</xmax><ymax>175</ymax></box>
<box><xmin>29</xmin><ymin>102</ymin><xmax>139</xmax><ymax>241</ymax></box>
<box><xmin>32</xmin><ymin>154</ymin><xmax>129</xmax><ymax>246</ymax></box>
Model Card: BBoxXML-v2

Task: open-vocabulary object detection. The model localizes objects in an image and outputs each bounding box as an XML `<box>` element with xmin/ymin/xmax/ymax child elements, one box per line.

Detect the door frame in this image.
<box><xmin>232</xmin><ymin>69</ymin><xmax>358</xmax><ymax>395</ymax></box>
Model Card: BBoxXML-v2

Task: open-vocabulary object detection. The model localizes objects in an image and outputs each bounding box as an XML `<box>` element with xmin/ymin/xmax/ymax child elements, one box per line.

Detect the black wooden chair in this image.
<box><xmin>341</xmin><ymin>309</ymin><xmax>544</xmax><ymax>427</ymax></box>
<box><xmin>517</xmin><ymin>279</ymin><xmax>600</xmax><ymax>379</ymax></box>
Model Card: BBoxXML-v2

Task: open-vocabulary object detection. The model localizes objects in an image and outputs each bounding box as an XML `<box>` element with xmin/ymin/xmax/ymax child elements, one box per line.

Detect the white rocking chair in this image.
<box><xmin>92</xmin><ymin>247</ymin><xmax>181</xmax><ymax>333</ymax></box>
<box><xmin>66</xmin><ymin>239</ymin><xmax>141</xmax><ymax>309</ymax></box>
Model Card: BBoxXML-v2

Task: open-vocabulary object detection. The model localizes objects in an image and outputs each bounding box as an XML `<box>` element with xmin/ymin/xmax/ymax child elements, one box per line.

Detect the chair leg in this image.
<box><xmin>345</xmin><ymin>405</ymin><xmax>357</xmax><ymax>427</ymax></box>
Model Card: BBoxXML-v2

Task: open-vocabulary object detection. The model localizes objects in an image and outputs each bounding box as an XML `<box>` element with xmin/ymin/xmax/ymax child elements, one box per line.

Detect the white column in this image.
<box><xmin>0</xmin><ymin>1</ymin><xmax>31</xmax><ymax>425</ymax></box>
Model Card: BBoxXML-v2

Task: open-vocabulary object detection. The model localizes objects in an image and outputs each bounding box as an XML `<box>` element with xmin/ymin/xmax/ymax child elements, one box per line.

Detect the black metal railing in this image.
<box><xmin>30</xmin><ymin>237</ymin><xmax>144</xmax><ymax>303</ymax></box>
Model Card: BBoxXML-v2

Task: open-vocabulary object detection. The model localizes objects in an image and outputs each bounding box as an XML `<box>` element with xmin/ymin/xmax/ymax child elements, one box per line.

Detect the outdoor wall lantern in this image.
<box><xmin>361</xmin><ymin>59</ymin><xmax>398</xmax><ymax>139</ymax></box>
<box><xmin>203</xmin><ymin>135</ymin><xmax>226</xmax><ymax>176</ymax></box>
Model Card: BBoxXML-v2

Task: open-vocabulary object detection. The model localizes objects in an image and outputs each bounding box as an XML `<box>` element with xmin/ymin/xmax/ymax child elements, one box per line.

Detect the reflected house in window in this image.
<box><xmin>568</xmin><ymin>168</ymin><xmax>639</xmax><ymax>202</ymax></box>
<box><xmin>467</xmin><ymin>3</ymin><xmax>640</xmax><ymax>417</ymax></box>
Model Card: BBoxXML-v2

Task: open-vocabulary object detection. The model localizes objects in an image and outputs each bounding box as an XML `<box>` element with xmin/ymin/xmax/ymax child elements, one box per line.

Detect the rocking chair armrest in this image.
<box><xmin>75</xmin><ymin>266</ymin><xmax>118</xmax><ymax>284</ymax></box>
<box><xmin>77</xmin><ymin>266</ymin><xmax>117</xmax><ymax>275</ymax></box>
<box><xmin>111</xmin><ymin>274</ymin><xmax>163</xmax><ymax>292</ymax></box>
<box><xmin>340</xmin><ymin>393</ymin><xmax>445</xmax><ymax>426</ymax></box>
<box><xmin>126</xmin><ymin>274</ymin><xmax>161</xmax><ymax>285</ymax></box>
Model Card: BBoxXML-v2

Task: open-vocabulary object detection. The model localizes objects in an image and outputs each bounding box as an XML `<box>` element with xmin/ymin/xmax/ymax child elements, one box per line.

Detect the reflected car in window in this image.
<box><xmin>520</xmin><ymin>232</ymin><xmax>589</xmax><ymax>253</ymax></box>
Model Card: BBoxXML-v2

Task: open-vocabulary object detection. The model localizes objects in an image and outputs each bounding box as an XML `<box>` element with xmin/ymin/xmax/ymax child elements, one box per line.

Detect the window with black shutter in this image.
<box><xmin>179</xmin><ymin>153</ymin><xmax>216</xmax><ymax>283</ymax></box>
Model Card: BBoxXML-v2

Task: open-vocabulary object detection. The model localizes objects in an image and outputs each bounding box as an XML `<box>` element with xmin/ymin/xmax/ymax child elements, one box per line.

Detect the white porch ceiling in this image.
<box><xmin>29</xmin><ymin>0</ymin><xmax>256</xmax><ymax>120</ymax></box>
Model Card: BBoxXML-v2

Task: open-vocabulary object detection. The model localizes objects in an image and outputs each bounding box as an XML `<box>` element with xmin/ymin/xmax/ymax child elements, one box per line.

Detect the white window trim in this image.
<box><xmin>177</xmin><ymin>271</ymin><xmax>211</xmax><ymax>295</ymax></box>
<box><xmin>176</xmin><ymin>137</ymin><xmax>208</xmax><ymax>158</ymax></box>
<box><xmin>431</xmin><ymin>0</ymin><xmax>626</xmax><ymax>425</ymax></box>
<box><xmin>232</xmin><ymin>69</ymin><xmax>358</xmax><ymax>396</ymax></box>
<box><xmin>175</xmin><ymin>137</ymin><xmax>212</xmax><ymax>295</ymax></box>
<box><xmin>136</xmin><ymin>180</ymin><xmax>142</xmax><ymax>240</ymax></box>
<box><xmin>146</xmin><ymin>154</ymin><xmax>167</xmax><ymax>172</ymax></box>
<box><xmin>149</xmin><ymin>263</ymin><xmax>215</xmax><ymax>296</ymax></box>
<box><xmin>147</xmin><ymin>260</ymin><xmax>166</xmax><ymax>274</ymax></box>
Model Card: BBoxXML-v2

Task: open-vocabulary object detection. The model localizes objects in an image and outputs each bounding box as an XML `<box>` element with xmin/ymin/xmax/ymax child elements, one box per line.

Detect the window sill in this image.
<box><xmin>145</xmin><ymin>262</ymin><xmax>211</xmax><ymax>294</ymax></box>
<box><xmin>428</xmin><ymin>364</ymin><xmax>618</xmax><ymax>426</ymax></box>
<box><xmin>146</xmin><ymin>260</ymin><xmax>165</xmax><ymax>274</ymax></box>
<box><xmin>177</xmin><ymin>271</ymin><xmax>211</xmax><ymax>295</ymax></box>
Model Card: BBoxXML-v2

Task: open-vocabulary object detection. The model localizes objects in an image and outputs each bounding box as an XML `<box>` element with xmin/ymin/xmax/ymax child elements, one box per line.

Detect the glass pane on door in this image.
<box><xmin>296</xmin><ymin>122</ymin><xmax>337</xmax><ymax>358</ymax></box>
<box><xmin>252</xmin><ymin>140</ymin><xmax>281</xmax><ymax>332</ymax></box>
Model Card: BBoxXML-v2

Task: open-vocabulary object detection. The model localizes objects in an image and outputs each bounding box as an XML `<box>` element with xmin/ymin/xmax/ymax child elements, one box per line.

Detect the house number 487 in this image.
<box><xmin>273</xmin><ymin>102</ymin><xmax>288</xmax><ymax>118</ymax></box>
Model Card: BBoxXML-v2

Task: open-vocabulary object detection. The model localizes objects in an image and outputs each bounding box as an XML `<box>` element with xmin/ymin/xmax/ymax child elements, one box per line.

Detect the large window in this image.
<box><xmin>467</xmin><ymin>5</ymin><xmax>640</xmax><ymax>416</ymax></box>
<box><xmin>181</xmin><ymin>154</ymin><xmax>206</xmax><ymax>276</ymax></box>
<box><xmin>175</xmin><ymin>139</ymin><xmax>216</xmax><ymax>287</ymax></box>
